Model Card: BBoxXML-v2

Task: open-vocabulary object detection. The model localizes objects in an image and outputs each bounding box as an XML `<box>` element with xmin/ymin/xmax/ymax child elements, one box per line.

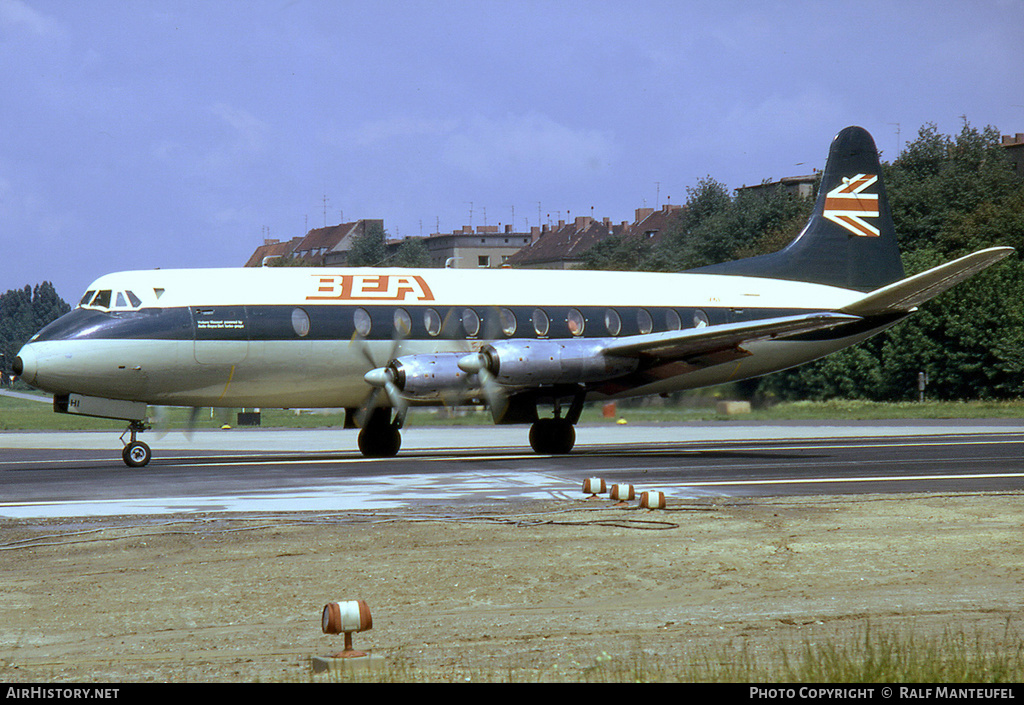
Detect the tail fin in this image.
<box><xmin>692</xmin><ymin>126</ymin><xmax>904</xmax><ymax>291</ymax></box>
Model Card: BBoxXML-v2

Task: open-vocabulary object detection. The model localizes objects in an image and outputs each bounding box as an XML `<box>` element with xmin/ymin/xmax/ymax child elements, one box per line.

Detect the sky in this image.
<box><xmin>2</xmin><ymin>0</ymin><xmax>1023</xmax><ymax>304</ymax></box>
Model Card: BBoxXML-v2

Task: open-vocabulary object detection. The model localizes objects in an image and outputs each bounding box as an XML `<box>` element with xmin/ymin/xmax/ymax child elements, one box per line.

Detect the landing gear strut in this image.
<box><xmin>120</xmin><ymin>420</ymin><xmax>152</xmax><ymax>467</ymax></box>
<box><xmin>357</xmin><ymin>408</ymin><xmax>402</xmax><ymax>458</ymax></box>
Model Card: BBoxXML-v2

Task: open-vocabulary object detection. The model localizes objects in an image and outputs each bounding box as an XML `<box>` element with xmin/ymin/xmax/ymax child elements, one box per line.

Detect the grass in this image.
<box><xmin>315</xmin><ymin>624</ymin><xmax>1024</xmax><ymax>682</ymax></box>
<box><xmin>5</xmin><ymin>391</ymin><xmax>1024</xmax><ymax>431</ymax></box>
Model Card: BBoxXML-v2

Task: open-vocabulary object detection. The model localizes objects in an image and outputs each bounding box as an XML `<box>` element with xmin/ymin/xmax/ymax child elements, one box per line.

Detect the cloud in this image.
<box><xmin>211</xmin><ymin>102</ymin><xmax>268</xmax><ymax>154</ymax></box>
<box><xmin>0</xmin><ymin>0</ymin><xmax>64</xmax><ymax>37</ymax></box>
<box><xmin>339</xmin><ymin>116</ymin><xmax>459</xmax><ymax>148</ymax></box>
<box><xmin>441</xmin><ymin>112</ymin><xmax>617</xmax><ymax>179</ymax></box>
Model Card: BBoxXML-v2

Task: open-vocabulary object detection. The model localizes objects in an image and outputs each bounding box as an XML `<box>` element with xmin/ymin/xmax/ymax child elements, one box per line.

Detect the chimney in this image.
<box><xmin>505</xmin><ymin>224</ymin><xmax>513</xmax><ymax>233</ymax></box>
<box><xmin>635</xmin><ymin>208</ymin><xmax>654</xmax><ymax>223</ymax></box>
<box><xmin>531</xmin><ymin>226</ymin><xmax>540</xmax><ymax>242</ymax></box>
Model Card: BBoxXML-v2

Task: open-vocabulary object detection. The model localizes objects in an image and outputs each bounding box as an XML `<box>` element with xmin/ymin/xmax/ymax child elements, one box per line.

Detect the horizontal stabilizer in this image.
<box><xmin>603</xmin><ymin>312</ymin><xmax>862</xmax><ymax>361</ymax></box>
<box><xmin>840</xmin><ymin>246</ymin><xmax>1015</xmax><ymax>317</ymax></box>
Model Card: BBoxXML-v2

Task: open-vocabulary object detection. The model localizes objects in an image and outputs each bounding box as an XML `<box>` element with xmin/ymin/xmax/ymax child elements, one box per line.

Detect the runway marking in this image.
<box><xmin>659</xmin><ymin>471</ymin><xmax>1024</xmax><ymax>488</ymax></box>
<box><xmin>3</xmin><ymin>434</ymin><xmax>1024</xmax><ymax>470</ymax></box>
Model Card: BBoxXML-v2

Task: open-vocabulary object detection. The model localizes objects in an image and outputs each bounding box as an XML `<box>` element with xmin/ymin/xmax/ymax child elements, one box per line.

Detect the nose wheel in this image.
<box><xmin>122</xmin><ymin>440</ymin><xmax>152</xmax><ymax>467</ymax></box>
<box><xmin>120</xmin><ymin>420</ymin><xmax>152</xmax><ymax>467</ymax></box>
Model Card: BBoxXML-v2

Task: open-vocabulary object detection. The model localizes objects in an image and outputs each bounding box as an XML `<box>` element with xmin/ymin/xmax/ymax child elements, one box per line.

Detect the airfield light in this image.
<box><xmin>640</xmin><ymin>491</ymin><xmax>667</xmax><ymax>510</ymax></box>
<box><xmin>582</xmin><ymin>477</ymin><xmax>606</xmax><ymax>498</ymax></box>
<box><xmin>609</xmin><ymin>484</ymin><xmax>635</xmax><ymax>504</ymax></box>
<box><xmin>321</xmin><ymin>600</ymin><xmax>373</xmax><ymax>658</ymax></box>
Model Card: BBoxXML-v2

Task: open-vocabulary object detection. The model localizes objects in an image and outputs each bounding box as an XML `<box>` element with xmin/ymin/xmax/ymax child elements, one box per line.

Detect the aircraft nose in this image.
<box><xmin>13</xmin><ymin>345</ymin><xmax>36</xmax><ymax>386</ymax></box>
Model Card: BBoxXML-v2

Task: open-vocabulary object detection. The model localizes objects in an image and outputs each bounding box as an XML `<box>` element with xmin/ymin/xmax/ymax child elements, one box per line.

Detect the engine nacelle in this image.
<box><xmin>475</xmin><ymin>339</ymin><xmax>637</xmax><ymax>387</ymax></box>
<box><xmin>390</xmin><ymin>353</ymin><xmax>475</xmax><ymax>400</ymax></box>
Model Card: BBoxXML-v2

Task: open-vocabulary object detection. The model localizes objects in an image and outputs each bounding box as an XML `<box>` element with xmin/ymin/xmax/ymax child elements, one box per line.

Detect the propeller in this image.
<box><xmin>457</xmin><ymin>346</ymin><xmax>509</xmax><ymax>423</ymax></box>
<box><xmin>149</xmin><ymin>405</ymin><xmax>218</xmax><ymax>440</ymax></box>
<box><xmin>350</xmin><ymin>312</ymin><xmax>410</xmax><ymax>428</ymax></box>
<box><xmin>362</xmin><ymin>363</ymin><xmax>409</xmax><ymax>427</ymax></box>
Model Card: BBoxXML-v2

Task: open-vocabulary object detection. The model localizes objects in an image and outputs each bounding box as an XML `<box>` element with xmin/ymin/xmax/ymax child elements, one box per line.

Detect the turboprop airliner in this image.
<box><xmin>13</xmin><ymin>126</ymin><xmax>1014</xmax><ymax>466</ymax></box>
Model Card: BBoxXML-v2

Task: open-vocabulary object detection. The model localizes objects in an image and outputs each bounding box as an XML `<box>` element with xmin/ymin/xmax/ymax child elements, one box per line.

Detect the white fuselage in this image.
<box><xmin>17</xmin><ymin>266</ymin><xmax>889</xmax><ymax>410</ymax></box>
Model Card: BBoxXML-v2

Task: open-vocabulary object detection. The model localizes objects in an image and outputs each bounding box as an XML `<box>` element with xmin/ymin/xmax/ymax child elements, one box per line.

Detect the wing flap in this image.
<box><xmin>840</xmin><ymin>246</ymin><xmax>1015</xmax><ymax>317</ymax></box>
<box><xmin>602</xmin><ymin>312</ymin><xmax>862</xmax><ymax>361</ymax></box>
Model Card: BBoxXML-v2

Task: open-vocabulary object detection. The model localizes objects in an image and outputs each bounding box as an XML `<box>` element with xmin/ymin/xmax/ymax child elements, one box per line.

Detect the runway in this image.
<box><xmin>2</xmin><ymin>420</ymin><xmax>1024</xmax><ymax>518</ymax></box>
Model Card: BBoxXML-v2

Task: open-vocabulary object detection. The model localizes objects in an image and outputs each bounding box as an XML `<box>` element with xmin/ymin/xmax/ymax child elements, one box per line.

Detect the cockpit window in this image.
<box><xmin>79</xmin><ymin>288</ymin><xmax>144</xmax><ymax>311</ymax></box>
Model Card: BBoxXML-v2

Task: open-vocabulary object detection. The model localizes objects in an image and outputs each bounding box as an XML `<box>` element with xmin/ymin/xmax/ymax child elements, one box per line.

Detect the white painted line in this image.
<box><xmin>659</xmin><ymin>471</ymin><xmax>1024</xmax><ymax>488</ymax></box>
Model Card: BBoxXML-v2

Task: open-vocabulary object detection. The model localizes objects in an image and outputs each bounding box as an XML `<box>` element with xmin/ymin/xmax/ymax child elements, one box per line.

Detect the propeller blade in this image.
<box><xmin>458</xmin><ymin>351</ymin><xmax>508</xmax><ymax>422</ymax></box>
<box><xmin>363</xmin><ymin>366</ymin><xmax>409</xmax><ymax>428</ymax></box>
<box><xmin>184</xmin><ymin>406</ymin><xmax>201</xmax><ymax>441</ymax></box>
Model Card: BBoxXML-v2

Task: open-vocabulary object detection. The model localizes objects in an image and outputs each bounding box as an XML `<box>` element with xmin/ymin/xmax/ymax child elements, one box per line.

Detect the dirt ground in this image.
<box><xmin>1</xmin><ymin>491</ymin><xmax>1022</xmax><ymax>682</ymax></box>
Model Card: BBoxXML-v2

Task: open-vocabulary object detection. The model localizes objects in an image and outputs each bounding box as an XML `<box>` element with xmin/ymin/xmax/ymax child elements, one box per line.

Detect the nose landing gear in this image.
<box><xmin>120</xmin><ymin>420</ymin><xmax>152</xmax><ymax>467</ymax></box>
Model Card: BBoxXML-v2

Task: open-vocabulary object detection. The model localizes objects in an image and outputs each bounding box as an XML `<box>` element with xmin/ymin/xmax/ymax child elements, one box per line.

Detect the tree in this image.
<box><xmin>886</xmin><ymin>121</ymin><xmax>1018</xmax><ymax>255</ymax></box>
<box><xmin>0</xmin><ymin>282</ymin><xmax>70</xmax><ymax>372</ymax></box>
<box><xmin>347</xmin><ymin>221</ymin><xmax>389</xmax><ymax>266</ymax></box>
<box><xmin>389</xmin><ymin>238</ymin><xmax>432</xmax><ymax>268</ymax></box>
<box><xmin>578</xmin><ymin>233</ymin><xmax>653</xmax><ymax>271</ymax></box>
<box><xmin>756</xmin><ymin>121</ymin><xmax>1023</xmax><ymax>403</ymax></box>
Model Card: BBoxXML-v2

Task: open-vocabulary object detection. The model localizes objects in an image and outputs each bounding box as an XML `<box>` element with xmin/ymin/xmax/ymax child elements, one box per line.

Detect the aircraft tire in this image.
<box><xmin>122</xmin><ymin>441</ymin><xmax>152</xmax><ymax>468</ymax></box>
<box><xmin>529</xmin><ymin>418</ymin><xmax>575</xmax><ymax>455</ymax></box>
<box><xmin>357</xmin><ymin>425</ymin><xmax>402</xmax><ymax>458</ymax></box>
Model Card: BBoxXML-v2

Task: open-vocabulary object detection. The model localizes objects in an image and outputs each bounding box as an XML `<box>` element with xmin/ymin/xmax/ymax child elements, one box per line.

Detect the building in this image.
<box><xmin>244</xmin><ymin>236</ymin><xmax>304</xmax><ymax>267</ymax></box>
<box><xmin>736</xmin><ymin>173</ymin><xmax>818</xmax><ymax>200</ymax></box>
<box><xmin>505</xmin><ymin>206</ymin><xmax>687</xmax><ymax>269</ymax></box>
<box><xmin>624</xmin><ymin>204</ymin><xmax>684</xmax><ymax>245</ymax></box>
<box><xmin>1001</xmin><ymin>133</ymin><xmax>1024</xmax><ymax>179</ymax></box>
<box><xmin>417</xmin><ymin>225</ymin><xmax>535</xmax><ymax>268</ymax></box>
<box><xmin>243</xmin><ymin>220</ymin><xmax>384</xmax><ymax>267</ymax></box>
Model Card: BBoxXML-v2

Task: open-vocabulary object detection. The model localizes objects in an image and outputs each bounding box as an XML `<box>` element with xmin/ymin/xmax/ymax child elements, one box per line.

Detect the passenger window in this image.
<box><xmin>499</xmin><ymin>308</ymin><xmax>517</xmax><ymax>337</ymax></box>
<box><xmin>532</xmin><ymin>308</ymin><xmax>549</xmax><ymax>337</ymax></box>
<box><xmin>462</xmin><ymin>308</ymin><xmax>480</xmax><ymax>337</ymax></box>
<box><xmin>291</xmin><ymin>308</ymin><xmax>311</xmax><ymax>337</ymax></box>
<box><xmin>637</xmin><ymin>308</ymin><xmax>653</xmax><ymax>335</ymax></box>
<box><xmin>605</xmin><ymin>308</ymin><xmax>621</xmax><ymax>336</ymax></box>
<box><xmin>353</xmin><ymin>308</ymin><xmax>372</xmax><ymax>337</ymax></box>
<box><xmin>394</xmin><ymin>308</ymin><xmax>412</xmax><ymax>337</ymax></box>
<box><xmin>666</xmin><ymin>309</ymin><xmax>682</xmax><ymax>331</ymax></box>
<box><xmin>567</xmin><ymin>308</ymin><xmax>585</xmax><ymax>336</ymax></box>
<box><xmin>423</xmin><ymin>308</ymin><xmax>442</xmax><ymax>337</ymax></box>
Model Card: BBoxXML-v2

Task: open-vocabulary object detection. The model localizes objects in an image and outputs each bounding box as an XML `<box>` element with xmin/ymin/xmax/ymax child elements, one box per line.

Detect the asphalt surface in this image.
<box><xmin>3</xmin><ymin>420</ymin><xmax>1024</xmax><ymax>518</ymax></box>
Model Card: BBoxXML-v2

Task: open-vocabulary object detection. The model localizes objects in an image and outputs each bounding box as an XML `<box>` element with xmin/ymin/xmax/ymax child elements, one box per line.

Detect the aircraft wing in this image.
<box><xmin>840</xmin><ymin>246</ymin><xmax>1015</xmax><ymax>317</ymax></box>
<box><xmin>601</xmin><ymin>311</ymin><xmax>862</xmax><ymax>362</ymax></box>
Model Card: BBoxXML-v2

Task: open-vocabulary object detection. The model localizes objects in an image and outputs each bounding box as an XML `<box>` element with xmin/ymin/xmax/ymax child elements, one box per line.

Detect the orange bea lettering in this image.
<box><xmin>307</xmin><ymin>274</ymin><xmax>434</xmax><ymax>302</ymax></box>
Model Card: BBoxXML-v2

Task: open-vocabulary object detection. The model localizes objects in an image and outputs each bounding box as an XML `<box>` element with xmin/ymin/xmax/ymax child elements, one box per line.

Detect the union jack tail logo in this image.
<box><xmin>823</xmin><ymin>174</ymin><xmax>879</xmax><ymax>237</ymax></box>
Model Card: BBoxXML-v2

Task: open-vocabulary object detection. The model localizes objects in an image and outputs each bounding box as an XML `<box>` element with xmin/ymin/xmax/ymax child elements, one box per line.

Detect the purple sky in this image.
<box><xmin>2</xmin><ymin>0</ymin><xmax>1022</xmax><ymax>302</ymax></box>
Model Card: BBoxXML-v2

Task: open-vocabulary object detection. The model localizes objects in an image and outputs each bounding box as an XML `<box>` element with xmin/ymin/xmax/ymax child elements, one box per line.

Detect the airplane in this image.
<box><xmin>12</xmin><ymin>126</ymin><xmax>1014</xmax><ymax>467</ymax></box>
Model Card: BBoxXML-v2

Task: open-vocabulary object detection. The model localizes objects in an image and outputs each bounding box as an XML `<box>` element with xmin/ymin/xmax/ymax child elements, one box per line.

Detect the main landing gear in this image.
<box><xmin>526</xmin><ymin>389</ymin><xmax>584</xmax><ymax>455</ymax></box>
<box><xmin>529</xmin><ymin>417</ymin><xmax>575</xmax><ymax>454</ymax></box>
<box><xmin>120</xmin><ymin>419</ymin><xmax>152</xmax><ymax>468</ymax></box>
<box><xmin>357</xmin><ymin>408</ymin><xmax>402</xmax><ymax>458</ymax></box>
